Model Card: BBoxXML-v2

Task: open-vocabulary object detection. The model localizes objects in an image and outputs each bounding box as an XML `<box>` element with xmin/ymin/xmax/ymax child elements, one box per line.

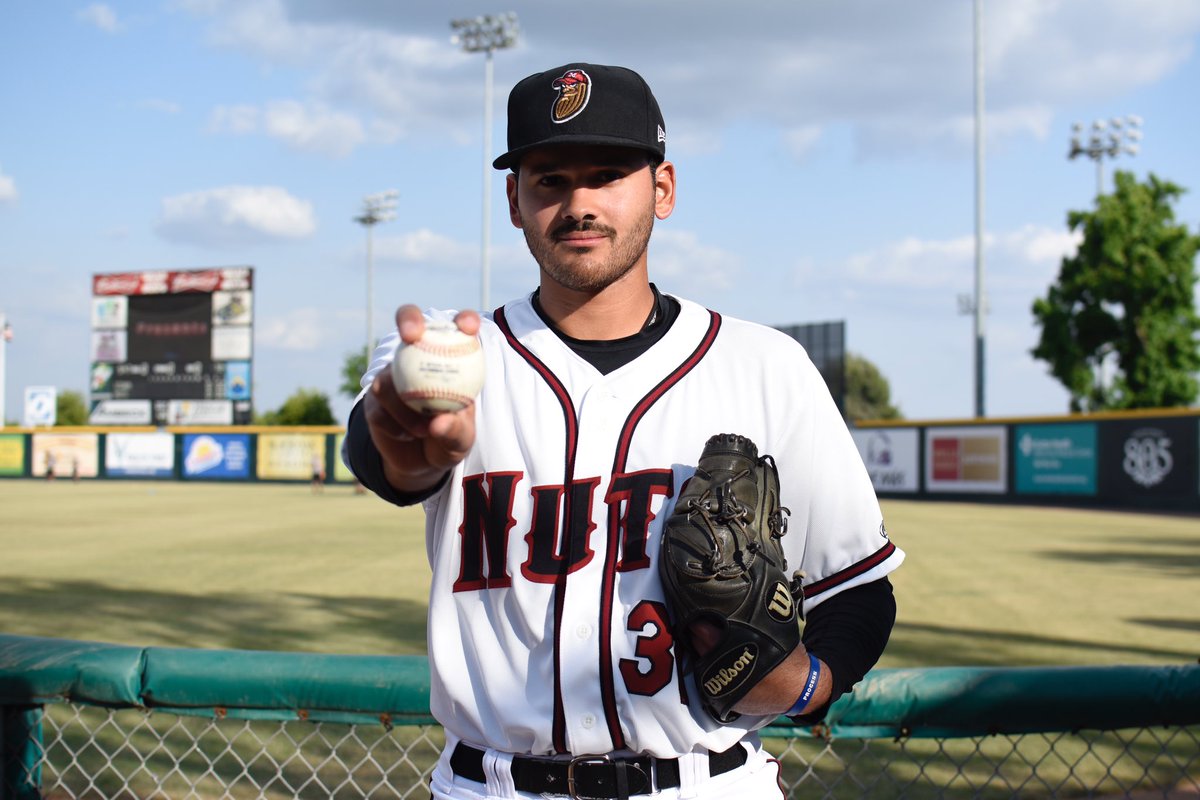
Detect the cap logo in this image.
<box><xmin>550</xmin><ymin>69</ymin><xmax>591</xmax><ymax>124</ymax></box>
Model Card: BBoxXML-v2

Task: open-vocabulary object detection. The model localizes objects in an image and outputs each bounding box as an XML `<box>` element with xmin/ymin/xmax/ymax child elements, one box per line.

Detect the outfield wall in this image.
<box><xmin>854</xmin><ymin>406</ymin><xmax>1200</xmax><ymax>512</ymax></box>
<box><xmin>0</xmin><ymin>425</ymin><xmax>353</xmax><ymax>485</ymax></box>
<box><xmin>2</xmin><ymin>408</ymin><xmax>1199</xmax><ymax>511</ymax></box>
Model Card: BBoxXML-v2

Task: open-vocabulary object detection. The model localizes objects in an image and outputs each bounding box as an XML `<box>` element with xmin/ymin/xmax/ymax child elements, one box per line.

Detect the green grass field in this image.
<box><xmin>1</xmin><ymin>480</ymin><xmax>1197</xmax><ymax>669</ymax></box>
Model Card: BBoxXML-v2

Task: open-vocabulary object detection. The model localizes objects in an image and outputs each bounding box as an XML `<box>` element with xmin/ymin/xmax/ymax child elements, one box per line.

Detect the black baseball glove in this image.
<box><xmin>659</xmin><ymin>433</ymin><xmax>804</xmax><ymax>723</ymax></box>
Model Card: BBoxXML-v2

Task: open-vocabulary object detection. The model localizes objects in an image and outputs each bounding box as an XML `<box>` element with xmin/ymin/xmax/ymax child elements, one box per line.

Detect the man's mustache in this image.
<box><xmin>552</xmin><ymin>220</ymin><xmax>617</xmax><ymax>239</ymax></box>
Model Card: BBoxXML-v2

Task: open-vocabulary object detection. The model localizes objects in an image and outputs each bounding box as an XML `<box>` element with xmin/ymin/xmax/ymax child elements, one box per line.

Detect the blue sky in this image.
<box><xmin>2</xmin><ymin>0</ymin><xmax>1199</xmax><ymax>426</ymax></box>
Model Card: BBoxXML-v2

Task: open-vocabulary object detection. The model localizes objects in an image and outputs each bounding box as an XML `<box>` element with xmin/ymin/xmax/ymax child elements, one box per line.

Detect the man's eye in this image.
<box><xmin>537</xmin><ymin>175</ymin><xmax>564</xmax><ymax>187</ymax></box>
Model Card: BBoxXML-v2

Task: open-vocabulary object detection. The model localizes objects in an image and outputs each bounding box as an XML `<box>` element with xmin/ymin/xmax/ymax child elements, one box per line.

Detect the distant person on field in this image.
<box><xmin>311</xmin><ymin>453</ymin><xmax>325</xmax><ymax>494</ymax></box>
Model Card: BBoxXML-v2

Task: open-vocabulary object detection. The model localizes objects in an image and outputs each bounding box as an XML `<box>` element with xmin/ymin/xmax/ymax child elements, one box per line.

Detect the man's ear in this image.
<box><xmin>654</xmin><ymin>161</ymin><xmax>676</xmax><ymax>220</ymax></box>
<box><xmin>506</xmin><ymin>173</ymin><xmax>523</xmax><ymax>229</ymax></box>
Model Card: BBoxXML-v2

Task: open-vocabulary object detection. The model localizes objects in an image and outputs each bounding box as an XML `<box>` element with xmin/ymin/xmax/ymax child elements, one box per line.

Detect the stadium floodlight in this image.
<box><xmin>354</xmin><ymin>191</ymin><xmax>399</xmax><ymax>359</ymax></box>
<box><xmin>450</xmin><ymin>12</ymin><xmax>520</xmax><ymax>312</ymax></box>
<box><xmin>1068</xmin><ymin>115</ymin><xmax>1143</xmax><ymax>197</ymax></box>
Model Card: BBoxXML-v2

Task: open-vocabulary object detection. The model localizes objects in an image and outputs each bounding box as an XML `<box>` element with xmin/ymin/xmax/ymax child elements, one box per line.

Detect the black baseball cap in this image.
<box><xmin>492</xmin><ymin>63</ymin><xmax>666</xmax><ymax>170</ymax></box>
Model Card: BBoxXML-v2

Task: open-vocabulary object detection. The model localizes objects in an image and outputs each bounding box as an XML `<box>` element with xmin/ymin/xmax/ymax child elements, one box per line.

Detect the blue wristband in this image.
<box><xmin>787</xmin><ymin>653</ymin><xmax>821</xmax><ymax>716</ymax></box>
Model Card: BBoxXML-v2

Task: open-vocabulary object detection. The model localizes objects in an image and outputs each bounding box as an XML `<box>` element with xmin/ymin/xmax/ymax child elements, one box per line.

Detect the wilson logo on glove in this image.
<box><xmin>767</xmin><ymin>582</ymin><xmax>795</xmax><ymax>622</ymax></box>
<box><xmin>702</xmin><ymin>646</ymin><xmax>758</xmax><ymax>697</ymax></box>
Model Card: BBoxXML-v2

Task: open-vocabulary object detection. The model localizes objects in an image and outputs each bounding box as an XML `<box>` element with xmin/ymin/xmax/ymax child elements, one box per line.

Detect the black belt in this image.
<box><xmin>449</xmin><ymin>742</ymin><xmax>747</xmax><ymax>799</ymax></box>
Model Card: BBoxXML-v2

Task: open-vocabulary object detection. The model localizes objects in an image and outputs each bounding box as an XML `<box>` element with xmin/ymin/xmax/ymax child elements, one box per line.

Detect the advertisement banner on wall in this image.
<box><xmin>167</xmin><ymin>399</ymin><xmax>233</xmax><ymax>426</ymax></box>
<box><xmin>31</xmin><ymin>434</ymin><xmax>99</xmax><ymax>478</ymax></box>
<box><xmin>91</xmin><ymin>295</ymin><xmax>128</xmax><ymax>329</ymax></box>
<box><xmin>925</xmin><ymin>426</ymin><xmax>1007</xmax><ymax>493</ymax></box>
<box><xmin>257</xmin><ymin>434</ymin><xmax>325</xmax><ymax>480</ymax></box>
<box><xmin>223</xmin><ymin>361</ymin><xmax>252</xmax><ymax>401</ymax></box>
<box><xmin>851</xmin><ymin>428</ymin><xmax>919</xmax><ymax>493</ymax></box>
<box><xmin>24</xmin><ymin>386</ymin><xmax>57</xmax><ymax>427</ymax></box>
<box><xmin>1099</xmin><ymin>417</ymin><xmax>1198</xmax><ymax>505</ymax></box>
<box><xmin>1014</xmin><ymin>423</ymin><xmax>1098</xmax><ymax>496</ymax></box>
<box><xmin>89</xmin><ymin>399</ymin><xmax>154</xmax><ymax>425</ymax></box>
<box><xmin>0</xmin><ymin>434</ymin><xmax>26</xmax><ymax>476</ymax></box>
<box><xmin>333</xmin><ymin>434</ymin><xmax>354</xmax><ymax>483</ymax></box>
<box><xmin>182</xmin><ymin>433</ymin><xmax>252</xmax><ymax>479</ymax></box>
<box><xmin>106</xmin><ymin>433</ymin><xmax>176</xmax><ymax>478</ymax></box>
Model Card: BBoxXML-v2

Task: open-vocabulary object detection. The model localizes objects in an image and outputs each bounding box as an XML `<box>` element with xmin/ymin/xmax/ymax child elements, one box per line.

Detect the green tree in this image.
<box><xmin>56</xmin><ymin>390</ymin><xmax>89</xmax><ymax>426</ymax></box>
<box><xmin>257</xmin><ymin>389</ymin><xmax>335</xmax><ymax>426</ymax></box>
<box><xmin>845</xmin><ymin>353</ymin><xmax>902</xmax><ymax>422</ymax></box>
<box><xmin>1031</xmin><ymin>171</ymin><xmax>1200</xmax><ymax>412</ymax></box>
<box><xmin>340</xmin><ymin>347</ymin><xmax>369</xmax><ymax>399</ymax></box>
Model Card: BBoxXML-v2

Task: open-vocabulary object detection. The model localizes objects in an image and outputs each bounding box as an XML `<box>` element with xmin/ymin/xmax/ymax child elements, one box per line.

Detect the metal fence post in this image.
<box><xmin>1</xmin><ymin>705</ymin><xmax>43</xmax><ymax>800</ymax></box>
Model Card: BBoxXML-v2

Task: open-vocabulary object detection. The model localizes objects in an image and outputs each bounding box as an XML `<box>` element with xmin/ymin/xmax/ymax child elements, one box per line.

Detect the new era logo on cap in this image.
<box><xmin>493</xmin><ymin>62</ymin><xmax>667</xmax><ymax>170</ymax></box>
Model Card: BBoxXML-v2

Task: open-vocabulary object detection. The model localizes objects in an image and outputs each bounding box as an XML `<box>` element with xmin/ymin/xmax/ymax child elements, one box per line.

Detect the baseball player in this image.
<box><xmin>345</xmin><ymin>63</ymin><xmax>903</xmax><ymax>799</ymax></box>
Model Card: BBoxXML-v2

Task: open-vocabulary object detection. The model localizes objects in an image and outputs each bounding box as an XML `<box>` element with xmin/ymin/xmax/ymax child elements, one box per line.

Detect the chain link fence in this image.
<box><xmin>4</xmin><ymin>704</ymin><xmax>1197</xmax><ymax>799</ymax></box>
<box><xmin>3</xmin><ymin>636</ymin><xmax>1198</xmax><ymax>799</ymax></box>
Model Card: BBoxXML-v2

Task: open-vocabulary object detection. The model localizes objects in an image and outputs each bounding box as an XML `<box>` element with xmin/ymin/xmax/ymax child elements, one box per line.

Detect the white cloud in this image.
<box><xmin>649</xmin><ymin>229</ymin><xmax>740</xmax><ymax>290</ymax></box>
<box><xmin>803</xmin><ymin>224</ymin><xmax>1081</xmax><ymax>299</ymax></box>
<box><xmin>995</xmin><ymin>225</ymin><xmax>1082</xmax><ymax>276</ymax></box>
<box><xmin>375</xmin><ymin>228</ymin><xmax>478</xmax><ymax>267</ymax></box>
<box><xmin>0</xmin><ymin>166</ymin><xmax>17</xmax><ymax>205</ymax></box>
<box><xmin>76</xmin><ymin>3</ymin><xmax>121</xmax><ymax>33</ymax></box>
<box><xmin>257</xmin><ymin>307</ymin><xmax>329</xmax><ymax>351</ymax></box>
<box><xmin>208</xmin><ymin>100</ymin><xmax>365</xmax><ymax>157</ymax></box>
<box><xmin>139</xmin><ymin>98</ymin><xmax>182</xmax><ymax>115</ymax></box>
<box><xmin>261</xmin><ymin>100</ymin><xmax>365</xmax><ymax>158</ymax></box>
<box><xmin>155</xmin><ymin>185</ymin><xmax>316</xmax><ymax>247</ymax></box>
<box><xmin>179</xmin><ymin>0</ymin><xmax>470</xmax><ymax>143</ymax></box>
<box><xmin>783</xmin><ymin>126</ymin><xmax>823</xmax><ymax>160</ymax></box>
<box><xmin>208</xmin><ymin>104</ymin><xmax>259</xmax><ymax>134</ymax></box>
<box><xmin>174</xmin><ymin>0</ymin><xmax>1200</xmax><ymax>158</ymax></box>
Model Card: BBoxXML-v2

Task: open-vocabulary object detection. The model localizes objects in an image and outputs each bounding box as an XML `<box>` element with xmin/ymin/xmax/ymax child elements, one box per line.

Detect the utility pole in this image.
<box><xmin>0</xmin><ymin>313</ymin><xmax>10</xmax><ymax>428</ymax></box>
<box><xmin>971</xmin><ymin>0</ymin><xmax>987</xmax><ymax>418</ymax></box>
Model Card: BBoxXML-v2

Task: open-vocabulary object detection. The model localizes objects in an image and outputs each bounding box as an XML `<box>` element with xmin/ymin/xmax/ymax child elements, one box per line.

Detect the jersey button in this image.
<box><xmin>575</xmin><ymin>624</ymin><xmax>592</xmax><ymax>640</ymax></box>
<box><xmin>581</xmin><ymin>714</ymin><xmax>595</xmax><ymax>729</ymax></box>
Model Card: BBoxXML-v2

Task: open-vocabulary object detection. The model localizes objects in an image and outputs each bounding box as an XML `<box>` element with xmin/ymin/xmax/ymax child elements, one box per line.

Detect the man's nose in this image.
<box><xmin>560</xmin><ymin>185</ymin><xmax>598</xmax><ymax>222</ymax></box>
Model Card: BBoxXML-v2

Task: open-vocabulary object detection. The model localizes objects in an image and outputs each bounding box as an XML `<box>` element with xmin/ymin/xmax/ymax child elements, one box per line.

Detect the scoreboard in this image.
<box><xmin>89</xmin><ymin>268</ymin><xmax>254</xmax><ymax>426</ymax></box>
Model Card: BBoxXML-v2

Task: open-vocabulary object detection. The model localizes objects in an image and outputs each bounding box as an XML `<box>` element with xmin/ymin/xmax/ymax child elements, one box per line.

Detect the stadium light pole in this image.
<box><xmin>1069</xmin><ymin>115</ymin><xmax>1142</xmax><ymax>198</ymax></box>
<box><xmin>354</xmin><ymin>191</ymin><xmax>399</xmax><ymax>359</ymax></box>
<box><xmin>451</xmin><ymin>12</ymin><xmax>520</xmax><ymax>313</ymax></box>
<box><xmin>0</xmin><ymin>313</ymin><xmax>10</xmax><ymax>429</ymax></box>
<box><xmin>971</xmin><ymin>0</ymin><xmax>987</xmax><ymax>418</ymax></box>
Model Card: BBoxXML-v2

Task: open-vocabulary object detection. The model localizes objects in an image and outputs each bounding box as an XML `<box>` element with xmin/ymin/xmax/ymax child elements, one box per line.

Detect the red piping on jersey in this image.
<box><xmin>495</xmin><ymin>307</ymin><xmax>579</xmax><ymax>754</ymax></box>
<box><xmin>597</xmin><ymin>310</ymin><xmax>722</xmax><ymax>751</ymax></box>
<box><xmin>803</xmin><ymin>540</ymin><xmax>898</xmax><ymax>598</ymax></box>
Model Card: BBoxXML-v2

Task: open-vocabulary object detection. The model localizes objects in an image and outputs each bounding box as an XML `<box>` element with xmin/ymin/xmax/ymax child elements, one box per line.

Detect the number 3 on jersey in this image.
<box><xmin>620</xmin><ymin>600</ymin><xmax>681</xmax><ymax>698</ymax></box>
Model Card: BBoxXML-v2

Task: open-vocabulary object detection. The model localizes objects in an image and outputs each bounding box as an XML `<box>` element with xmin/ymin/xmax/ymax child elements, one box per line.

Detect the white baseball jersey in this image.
<box><xmin>356</xmin><ymin>293</ymin><xmax>904</xmax><ymax>759</ymax></box>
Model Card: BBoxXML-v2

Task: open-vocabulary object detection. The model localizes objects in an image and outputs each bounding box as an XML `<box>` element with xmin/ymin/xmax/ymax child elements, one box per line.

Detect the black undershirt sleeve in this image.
<box><xmin>344</xmin><ymin>398</ymin><xmax>445</xmax><ymax>507</ymax></box>
<box><xmin>792</xmin><ymin>577</ymin><xmax>897</xmax><ymax>723</ymax></box>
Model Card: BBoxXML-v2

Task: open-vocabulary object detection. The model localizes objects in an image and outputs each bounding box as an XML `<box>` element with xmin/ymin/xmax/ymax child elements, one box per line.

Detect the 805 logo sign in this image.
<box><xmin>1122</xmin><ymin>429</ymin><xmax>1173</xmax><ymax>488</ymax></box>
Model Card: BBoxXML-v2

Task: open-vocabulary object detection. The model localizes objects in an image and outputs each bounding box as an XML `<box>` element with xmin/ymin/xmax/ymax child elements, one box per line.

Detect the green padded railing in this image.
<box><xmin>3</xmin><ymin>634</ymin><xmax>1199</xmax><ymax>799</ymax></box>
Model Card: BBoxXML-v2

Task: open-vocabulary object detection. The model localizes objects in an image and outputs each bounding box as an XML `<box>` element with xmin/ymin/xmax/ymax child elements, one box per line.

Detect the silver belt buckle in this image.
<box><xmin>567</xmin><ymin>753</ymin><xmax>611</xmax><ymax>800</ymax></box>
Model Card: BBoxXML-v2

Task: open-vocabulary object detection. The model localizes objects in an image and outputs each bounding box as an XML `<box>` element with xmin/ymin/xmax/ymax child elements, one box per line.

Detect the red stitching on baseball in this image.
<box><xmin>401</xmin><ymin>389</ymin><xmax>473</xmax><ymax>405</ymax></box>
<box><xmin>414</xmin><ymin>340</ymin><xmax>478</xmax><ymax>358</ymax></box>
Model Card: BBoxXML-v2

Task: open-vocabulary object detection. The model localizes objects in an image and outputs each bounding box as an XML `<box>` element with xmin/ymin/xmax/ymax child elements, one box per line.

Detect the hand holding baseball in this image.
<box><xmin>364</xmin><ymin>305</ymin><xmax>481</xmax><ymax>495</ymax></box>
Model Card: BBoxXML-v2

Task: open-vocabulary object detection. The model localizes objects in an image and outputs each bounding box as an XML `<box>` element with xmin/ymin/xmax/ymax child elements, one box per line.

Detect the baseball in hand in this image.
<box><xmin>391</xmin><ymin>319</ymin><xmax>485</xmax><ymax>414</ymax></box>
